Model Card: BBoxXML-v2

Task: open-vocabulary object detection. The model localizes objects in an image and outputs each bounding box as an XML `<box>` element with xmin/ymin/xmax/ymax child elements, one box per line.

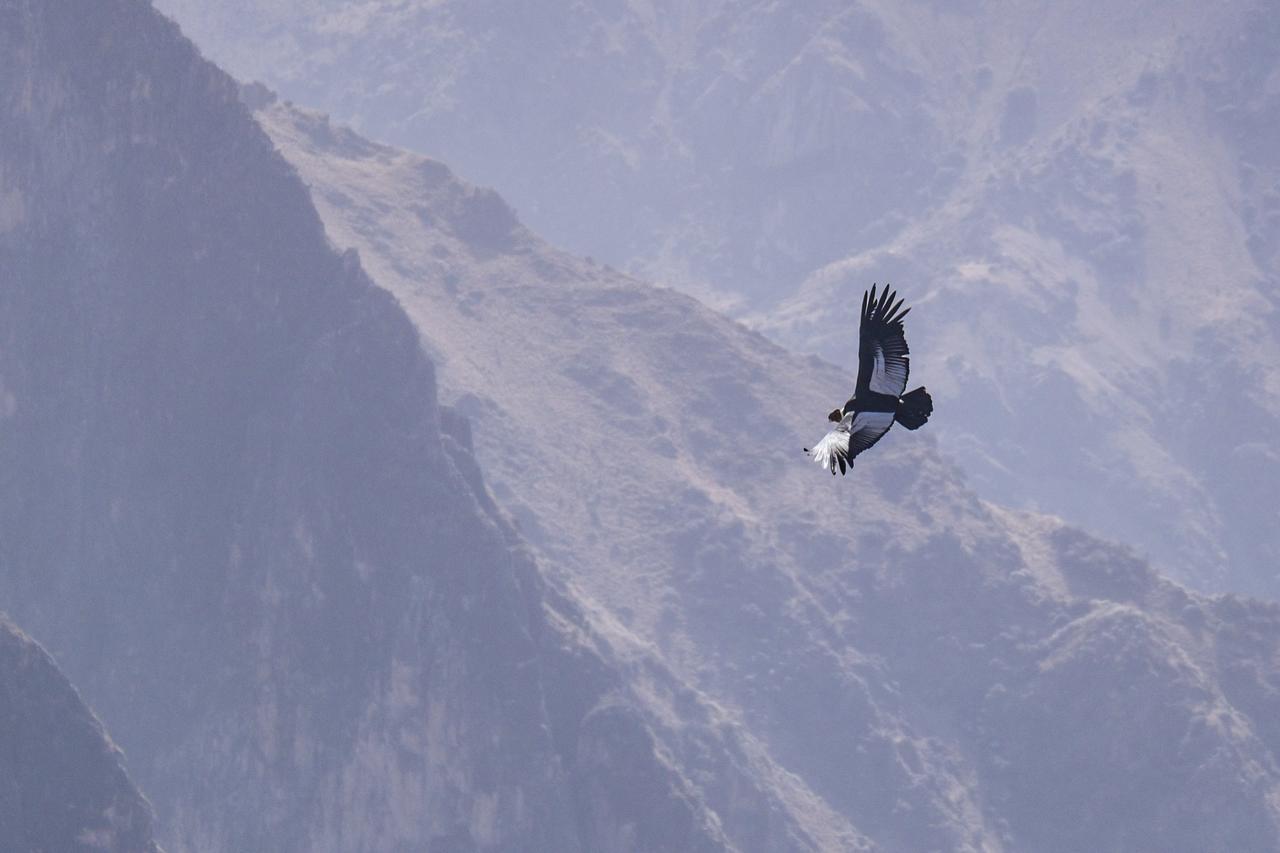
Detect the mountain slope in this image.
<box><xmin>0</xmin><ymin>3</ymin><xmax>831</xmax><ymax>850</ymax></box>
<box><xmin>0</xmin><ymin>616</ymin><xmax>161</xmax><ymax>853</ymax></box>
<box><xmin>256</xmin><ymin>95</ymin><xmax>1280</xmax><ymax>852</ymax></box>
<box><xmin>766</xmin><ymin>2</ymin><xmax>1280</xmax><ymax>593</ymax></box>
<box><xmin>154</xmin><ymin>0</ymin><xmax>1280</xmax><ymax>597</ymax></box>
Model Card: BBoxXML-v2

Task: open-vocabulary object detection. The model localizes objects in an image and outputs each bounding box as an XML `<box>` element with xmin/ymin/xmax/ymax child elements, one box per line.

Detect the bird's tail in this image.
<box><xmin>895</xmin><ymin>387</ymin><xmax>932</xmax><ymax>430</ymax></box>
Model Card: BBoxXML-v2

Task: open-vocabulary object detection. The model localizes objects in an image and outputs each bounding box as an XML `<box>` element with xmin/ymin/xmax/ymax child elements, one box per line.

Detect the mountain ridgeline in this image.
<box><xmin>0</xmin><ymin>617</ymin><xmax>161</xmax><ymax>853</ymax></box>
<box><xmin>256</xmin><ymin>93</ymin><xmax>1280</xmax><ymax>851</ymax></box>
<box><xmin>4</xmin><ymin>1</ymin><xmax>1280</xmax><ymax>851</ymax></box>
<box><xmin>154</xmin><ymin>0</ymin><xmax>1280</xmax><ymax>600</ymax></box>
<box><xmin>0</xmin><ymin>2</ymin><xmax>808</xmax><ymax>850</ymax></box>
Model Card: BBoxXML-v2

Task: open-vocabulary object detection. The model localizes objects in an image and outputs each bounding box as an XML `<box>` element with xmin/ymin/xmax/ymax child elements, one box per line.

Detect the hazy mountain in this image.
<box><xmin>0</xmin><ymin>616</ymin><xmax>161</xmax><ymax>853</ymax></box>
<box><xmin>8</xmin><ymin>1</ymin><xmax>1280</xmax><ymax>849</ymax></box>
<box><xmin>766</xmin><ymin>1</ymin><xmax>1280</xmax><ymax>597</ymax></box>
<box><xmin>253</xmin><ymin>93</ymin><xmax>1280</xmax><ymax>851</ymax></box>
<box><xmin>0</xmin><ymin>3</ymin><xmax>832</xmax><ymax>850</ymax></box>
<box><xmin>154</xmin><ymin>0</ymin><xmax>1280</xmax><ymax>597</ymax></box>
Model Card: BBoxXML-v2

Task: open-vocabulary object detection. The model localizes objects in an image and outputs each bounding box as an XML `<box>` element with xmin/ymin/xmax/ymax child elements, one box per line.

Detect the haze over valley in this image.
<box><xmin>3</xmin><ymin>2</ymin><xmax>1279</xmax><ymax>850</ymax></box>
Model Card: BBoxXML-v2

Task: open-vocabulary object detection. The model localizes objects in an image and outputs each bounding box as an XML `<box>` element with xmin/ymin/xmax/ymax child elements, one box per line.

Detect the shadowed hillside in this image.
<box><xmin>0</xmin><ymin>2</ymin><xmax>831</xmax><ymax>850</ymax></box>
<box><xmin>0</xmin><ymin>616</ymin><xmax>161</xmax><ymax>853</ymax></box>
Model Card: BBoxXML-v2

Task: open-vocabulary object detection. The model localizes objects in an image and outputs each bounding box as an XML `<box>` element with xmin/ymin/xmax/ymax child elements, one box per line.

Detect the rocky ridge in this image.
<box><xmin>0</xmin><ymin>616</ymin><xmax>161</xmax><ymax>853</ymax></box>
<box><xmin>0</xmin><ymin>2</ymin><xmax>822</xmax><ymax>850</ymax></box>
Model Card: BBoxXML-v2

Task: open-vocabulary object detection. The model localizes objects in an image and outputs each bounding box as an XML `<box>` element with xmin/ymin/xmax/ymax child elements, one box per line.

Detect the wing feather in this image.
<box><xmin>847</xmin><ymin>411</ymin><xmax>894</xmax><ymax>457</ymax></box>
<box><xmin>806</xmin><ymin>427</ymin><xmax>851</xmax><ymax>476</ymax></box>
<box><xmin>855</xmin><ymin>284</ymin><xmax>911</xmax><ymax>398</ymax></box>
<box><xmin>806</xmin><ymin>411</ymin><xmax>896</xmax><ymax>475</ymax></box>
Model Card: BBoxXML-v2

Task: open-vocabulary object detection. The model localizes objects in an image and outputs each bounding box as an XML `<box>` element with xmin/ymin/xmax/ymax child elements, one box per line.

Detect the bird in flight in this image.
<box><xmin>805</xmin><ymin>285</ymin><xmax>933</xmax><ymax>475</ymax></box>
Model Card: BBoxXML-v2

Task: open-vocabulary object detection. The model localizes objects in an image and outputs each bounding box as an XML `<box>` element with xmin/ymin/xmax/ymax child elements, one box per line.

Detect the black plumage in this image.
<box><xmin>804</xmin><ymin>285</ymin><xmax>934</xmax><ymax>475</ymax></box>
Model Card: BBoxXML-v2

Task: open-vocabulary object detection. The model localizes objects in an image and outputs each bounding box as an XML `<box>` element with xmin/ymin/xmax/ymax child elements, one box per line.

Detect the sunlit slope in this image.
<box><xmin>258</xmin><ymin>97</ymin><xmax>1280</xmax><ymax>852</ymax></box>
<box><xmin>156</xmin><ymin>0</ymin><xmax>1280</xmax><ymax>596</ymax></box>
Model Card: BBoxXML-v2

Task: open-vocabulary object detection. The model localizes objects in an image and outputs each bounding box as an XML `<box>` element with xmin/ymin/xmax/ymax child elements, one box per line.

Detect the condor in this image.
<box><xmin>805</xmin><ymin>285</ymin><xmax>933</xmax><ymax>475</ymax></box>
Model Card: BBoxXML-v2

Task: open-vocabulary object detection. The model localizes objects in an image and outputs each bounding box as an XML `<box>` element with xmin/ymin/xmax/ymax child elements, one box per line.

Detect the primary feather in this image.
<box><xmin>857</xmin><ymin>284</ymin><xmax>911</xmax><ymax>398</ymax></box>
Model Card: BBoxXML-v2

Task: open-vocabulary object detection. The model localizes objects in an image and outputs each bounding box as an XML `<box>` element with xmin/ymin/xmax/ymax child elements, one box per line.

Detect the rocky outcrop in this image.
<box><xmin>0</xmin><ymin>616</ymin><xmax>160</xmax><ymax>853</ymax></box>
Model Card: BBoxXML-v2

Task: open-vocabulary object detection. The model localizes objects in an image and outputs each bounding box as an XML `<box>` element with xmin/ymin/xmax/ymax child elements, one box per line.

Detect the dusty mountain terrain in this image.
<box><xmin>3</xmin><ymin>1</ymin><xmax>1279</xmax><ymax>848</ymax></box>
<box><xmin>155</xmin><ymin>0</ymin><xmax>1280</xmax><ymax>598</ymax></box>
<box><xmin>253</xmin><ymin>95</ymin><xmax>1280</xmax><ymax>850</ymax></box>
<box><xmin>0</xmin><ymin>617</ymin><xmax>161</xmax><ymax>853</ymax></box>
<box><xmin>0</xmin><ymin>3</ymin><xmax>822</xmax><ymax>850</ymax></box>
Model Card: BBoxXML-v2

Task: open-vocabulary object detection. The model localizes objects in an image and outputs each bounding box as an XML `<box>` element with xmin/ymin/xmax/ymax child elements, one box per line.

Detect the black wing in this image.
<box><xmin>855</xmin><ymin>284</ymin><xmax>911</xmax><ymax>398</ymax></box>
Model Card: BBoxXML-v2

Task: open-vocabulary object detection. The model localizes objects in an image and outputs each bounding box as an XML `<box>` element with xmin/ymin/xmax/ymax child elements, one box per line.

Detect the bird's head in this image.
<box><xmin>827</xmin><ymin>408</ymin><xmax>843</xmax><ymax>423</ymax></box>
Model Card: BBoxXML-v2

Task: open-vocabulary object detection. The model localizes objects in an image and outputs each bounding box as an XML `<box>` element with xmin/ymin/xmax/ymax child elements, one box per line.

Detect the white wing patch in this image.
<box><xmin>852</xmin><ymin>410</ymin><xmax>894</xmax><ymax>432</ymax></box>
<box><xmin>868</xmin><ymin>344</ymin><xmax>909</xmax><ymax>396</ymax></box>
<box><xmin>848</xmin><ymin>410</ymin><xmax>894</xmax><ymax>456</ymax></box>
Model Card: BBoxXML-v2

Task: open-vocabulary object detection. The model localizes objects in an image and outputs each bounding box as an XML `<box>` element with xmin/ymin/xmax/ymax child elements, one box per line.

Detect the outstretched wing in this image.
<box><xmin>806</xmin><ymin>411</ymin><xmax>896</xmax><ymax>475</ymax></box>
<box><xmin>855</xmin><ymin>285</ymin><xmax>911</xmax><ymax>398</ymax></box>
<box><xmin>846</xmin><ymin>411</ymin><xmax>894</xmax><ymax>458</ymax></box>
